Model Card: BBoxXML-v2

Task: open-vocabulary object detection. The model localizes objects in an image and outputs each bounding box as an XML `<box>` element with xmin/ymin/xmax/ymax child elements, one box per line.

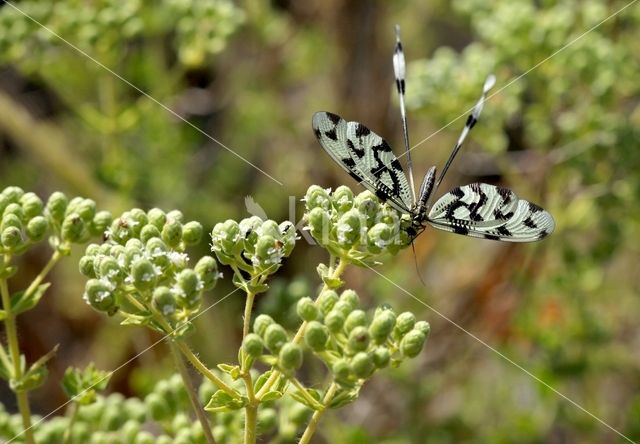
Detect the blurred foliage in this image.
<box><xmin>1</xmin><ymin>0</ymin><xmax>640</xmax><ymax>443</ymax></box>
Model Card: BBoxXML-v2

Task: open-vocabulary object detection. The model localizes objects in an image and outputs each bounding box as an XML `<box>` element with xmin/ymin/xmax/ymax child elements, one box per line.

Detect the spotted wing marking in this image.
<box><xmin>427</xmin><ymin>183</ymin><xmax>555</xmax><ymax>242</ymax></box>
<box><xmin>312</xmin><ymin>111</ymin><xmax>412</xmax><ymax>213</ymax></box>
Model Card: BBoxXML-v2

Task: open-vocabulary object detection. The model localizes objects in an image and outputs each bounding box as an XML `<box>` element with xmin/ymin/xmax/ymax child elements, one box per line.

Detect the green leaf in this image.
<box><xmin>322</xmin><ymin>275</ymin><xmax>343</xmax><ymax>289</ymax></box>
<box><xmin>120</xmin><ymin>313</ymin><xmax>152</xmax><ymax>327</ymax></box>
<box><xmin>62</xmin><ymin>362</ymin><xmax>111</xmax><ymax>405</ymax></box>
<box><xmin>11</xmin><ymin>283</ymin><xmax>50</xmax><ymax>315</ymax></box>
<box><xmin>217</xmin><ymin>364</ymin><xmax>241</xmax><ymax>380</ymax></box>
<box><xmin>0</xmin><ymin>310</ymin><xmax>6</xmax><ymax>321</ymax></box>
<box><xmin>0</xmin><ymin>265</ymin><xmax>17</xmax><ymax>279</ymax></box>
<box><xmin>254</xmin><ymin>370</ymin><xmax>272</xmax><ymax>393</ymax></box>
<box><xmin>172</xmin><ymin>321</ymin><xmax>195</xmax><ymax>338</ymax></box>
<box><xmin>204</xmin><ymin>390</ymin><xmax>246</xmax><ymax>412</ymax></box>
<box><xmin>328</xmin><ymin>386</ymin><xmax>360</xmax><ymax>409</ymax></box>
<box><xmin>290</xmin><ymin>388</ymin><xmax>322</xmax><ymax>410</ymax></box>
<box><xmin>260</xmin><ymin>391</ymin><xmax>283</xmax><ymax>402</ymax></box>
<box><xmin>11</xmin><ymin>345</ymin><xmax>59</xmax><ymax>392</ymax></box>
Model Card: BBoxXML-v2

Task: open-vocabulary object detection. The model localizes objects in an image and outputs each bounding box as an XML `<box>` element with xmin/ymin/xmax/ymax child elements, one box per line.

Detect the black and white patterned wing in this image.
<box><xmin>312</xmin><ymin>112</ymin><xmax>368</xmax><ymax>185</ymax></box>
<box><xmin>343</xmin><ymin>121</ymin><xmax>413</xmax><ymax>212</ymax></box>
<box><xmin>312</xmin><ymin>112</ymin><xmax>412</xmax><ymax>213</ymax></box>
<box><xmin>427</xmin><ymin>183</ymin><xmax>555</xmax><ymax>242</ymax></box>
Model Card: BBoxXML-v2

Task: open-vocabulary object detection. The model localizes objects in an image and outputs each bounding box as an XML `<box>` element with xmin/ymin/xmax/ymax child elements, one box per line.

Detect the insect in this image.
<box><xmin>312</xmin><ymin>26</ymin><xmax>554</xmax><ymax>242</ymax></box>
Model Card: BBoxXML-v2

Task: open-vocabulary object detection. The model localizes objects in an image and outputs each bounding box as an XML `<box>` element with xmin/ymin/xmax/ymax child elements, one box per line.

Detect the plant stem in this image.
<box><xmin>24</xmin><ymin>250</ymin><xmax>62</xmax><ymax>298</ymax></box>
<box><xmin>255</xmin><ymin>259</ymin><xmax>347</xmax><ymax>400</ymax></box>
<box><xmin>243</xmin><ymin>291</ymin><xmax>255</xmax><ymax>339</ymax></box>
<box><xmin>290</xmin><ymin>378</ymin><xmax>324</xmax><ymax>410</ymax></box>
<box><xmin>62</xmin><ymin>403</ymin><xmax>79</xmax><ymax>444</ymax></box>
<box><xmin>0</xmin><ymin>256</ymin><xmax>35</xmax><ymax>444</ymax></box>
<box><xmin>176</xmin><ymin>341</ymin><xmax>240</xmax><ymax>399</ymax></box>
<box><xmin>298</xmin><ymin>382</ymin><xmax>338</xmax><ymax>444</ymax></box>
<box><xmin>169</xmin><ymin>341</ymin><xmax>216</xmax><ymax>444</ymax></box>
<box><xmin>244</xmin><ymin>402</ymin><xmax>258</xmax><ymax>444</ymax></box>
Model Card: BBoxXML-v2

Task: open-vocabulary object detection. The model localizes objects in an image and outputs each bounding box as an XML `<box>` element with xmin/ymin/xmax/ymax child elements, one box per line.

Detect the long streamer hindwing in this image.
<box><xmin>312</xmin><ymin>111</ymin><xmax>412</xmax><ymax>212</ymax></box>
<box><xmin>427</xmin><ymin>183</ymin><xmax>555</xmax><ymax>242</ymax></box>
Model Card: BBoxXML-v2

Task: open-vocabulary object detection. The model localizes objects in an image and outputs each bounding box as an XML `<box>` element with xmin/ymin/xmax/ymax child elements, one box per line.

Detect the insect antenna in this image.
<box><xmin>393</xmin><ymin>25</ymin><xmax>416</xmax><ymax>204</ymax></box>
<box><xmin>434</xmin><ymin>74</ymin><xmax>496</xmax><ymax>191</ymax></box>
<box><xmin>411</xmin><ymin>242</ymin><xmax>426</xmax><ymax>286</ymax></box>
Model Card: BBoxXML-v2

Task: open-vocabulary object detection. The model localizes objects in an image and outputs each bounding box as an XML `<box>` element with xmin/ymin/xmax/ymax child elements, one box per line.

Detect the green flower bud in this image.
<box><xmin>332</xmin><ymin>185</ymin><xmax>354</xmax><ymax>213</ymax></box>
<box><xmin>289</xmin><ymin>403</ymin><xmax>313</xmax><ymax>425</ymax></box>
<box><xmin>396</xmin><ymin>312</ymin><xmax>416</xmax><ymax>336</ymax></box>
<box><xmin>99</xmin><ymin>259</ymin><xmax>122</xmax><ymax>284</ymax></box>
<box><xmin>372</xmin><ymin>347</ymin><xmax>391</xmax><ymax>368</ymax></box>
<box><xmin>3</xmin><ymin>186</ymin><xmax>24</xmax><ymax>202</ymax></box>
<box><xmin>306</xmin><ymin>207</ymin><xmax>330</xmax><ymax>241</ymax></box>
<box><xmin>1</xmin><ymin>213</ymin><xmax>22</xmax><ymax>231</ymax></box>
<box><xmin>304</xmin><ymin>321</ymin><xmax>329</xmax><ymax>352</ymax></box>
<box><xmin>255</xmin><ymin>234</ymin><xmax>282</xmax><ymax>267</ymax></box>
<box><xmin>0</xmin><ymin>193</ymin><xmax>10</xmax><ymax>215</ymax></box>
<box><xmin>264</xmin><ymin>323</ymin><xmax>288</xmax><ymax>352</ymax></box>
<box><xmin>182</xmin><ymin>221</ymin><xmax>203</xmax><ymax>245</ymax></box>
<box><xmin>153</xmin><ymin>287</ymin><xmax>177</xmax><ymax>317</ymax></box>
<box><xmin>355</xmin><ymin>191</ymin><xmax>379</xmax><ymax>223</ymax></box>
<box><xmin>242</xmin><ymin>333</ymin><xmax>264</xmax><ymax>358</ymax></box>
<box><xmin>1</xmin><ymin>226</ymin><xmax>22</xmax><ymax>249</ymax></box>
<box><xmin>91</xmin><ymin>211</ymin><xmax>112</xmax><ymax>236</ymax></box>
<box><xmin>210</xmin><ymin>220</ymin><xmax>241</xmax><ymax>258</ymax></box>
<box><xmin>3</xmin><ymin>203</ymin><xmax>23</xmax><ymax>220</ymax></box>
<box><xmin>20</xmin><ymin>192</ymin><xmax>43</xmax><ymax>219</ymax></box>
<box><xmin>77</xmin><ymin>199</ymin><xmax>97</xmax><ymax>221</ymax></box>
<box><xmin>414</xmin><ymin>321</ymin><xmax>431</xmax><ymax>337</ymax></box>
<box><xmin>46</xmin><ymin>191</ymin><xmax>68</xmax><ymax>223</ymax></box>
<box><xmin>139</xmin><ymin>224</ymin><xmax>161</xmax><ymax>243</ymax></box>
<box><xmin>85</xmin><ymin>243</ymin><xmax>100</xmax><ymax>256</ymax></box>
<box><xmin>344</xmin><ymin>309</ymin><xmax>366</xmax><ymax>333</ymax></box>
<box><xmin>127</xmin><ymin>208</ymin><xmax>147</xmax><ymax>234</ymax></box>
<box><xmin>175</xmin><ymin>269</ymin><xmax>201</xmax><ymax>309</ymax></box>
<box><xmin>259</xmin><ymin>220</ymin><xmax>280</xmax><ymax>239</ymax></box>
<box><xmin>348</xmin><ymin>326</ymin><xmax>370</xmax><ymax>352</ymax></box>
<box><xmin>366</xmin><ymin>223</ymin><xmax>394</xmax><ymax>254</ymax></box>
<box><xmin>257</xmin><ymin>407</ymin><xmax>277</xmax><ymax>435</ymax></box>
<box><xmin>145</xmin><ymin>392</ymin><xmax>171</xmax><ymax>421</ymax></box>
<box><xmin>166</xmin><ymin>210</ymin><xmax>183</xmax><ymax>223</ymax></box>
<box><xmin>304</xmin><ymin>185</ymin><xmax>331</xmax><ymax>211</ymax></box>
<box><xmin>131</xmin><ymin>258</ymin><xmax>156</xmax><ymax>291</ymax></box>
<box><xmin>369</xmin><ymin>310</ymin><xmax>396</xmax><ymax>344</ymax></box>
<box><xmin>339</xmin><ymin>289</ymin><xmax>360</xmax><ymax>310</ymax></box>
<box><xmin>147</xmin><ymin>208</ymin><xmax>166</xmax><ymax>230</ymax></box>
<box><xmin>279</xmin><ymin>221</ymin><xmax>297</xmax><ymax>256</ymax></box>
<box><xmin>279</xmin><ymin>343</ymin><xmax>303</xmax><ymax>371</ymax></box>
<box><xmin>400</xmin><ymin>330</ymin><xmax>426</xmax><ymax>358</ymax></box>
<box><xmin>325</xmin><ymin>309</ymin><xmax>345</xmax><ymax>334</ymax></box>
<box><xmin>351</xmin><ymin>352</ymin><xmax>374</xmax><ymax>379</ymax></box>
<box><xmin>108</xmin><ymin>218</ymin><xmax>132</xmax><ymax>244</ymax></box>
<box><xmin>317</xmin><ymin>289</ymin><xmax>339</xmax><ymax>315</ymax></box>
<box><xmin>25</xmin><ymin>216</ymin><xmax>48</xmax><ymax>241</ymax></box>
<box><xmin>336</xmin><ymin>209</ymin><xmax>362</xmax><ymax>247</ymax></box>
<box><xmin>146</xmin><ymin>238</ymin><xmax>169</xmax><ymax>268</ymax></box>
<box><xmin>194</xmin><ymin>256</ymin><xmax>221</xmax><ymax>290</ymax></box>
<box><xmin>253</xmin><ymin>314</ymin><xmax>274</xmax><ymax>337</ymax></box>
<box><xmin>79</xmin><ymin>255</ymin><xmax>96</xmax><ymax>278</ymax></box>
<box><xmin>332</xmin><ymin>300</ymin><xmax>352</xmax><ymax>317</ymax></box>
<box><xmin>332</xmin><ymin>359</ymin><xmax>351</xmax><ymax>384</ymax></box>
<box><xmin>161</xmin><ymin>219</ymin><xmax>182</xmax><ymax>248</ymax></box>
<box><xmin>84</xmin><ymin>279</ymin><xmax>116</xmax><ymax>312</ymax></box>
<box><xmin>296</xmin><ymin>297</ymin><xmax>319</xmax><ymax>321</ymax></box>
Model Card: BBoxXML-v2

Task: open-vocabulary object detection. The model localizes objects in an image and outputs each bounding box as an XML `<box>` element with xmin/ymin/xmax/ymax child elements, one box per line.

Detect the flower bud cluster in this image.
<box><xmin>242</xmin><ymin>314</ymin><xmax>304</xmax><ymax>374</ymax></box>
<box><xmin>0</xmin><ymin>187</ymin><xmax>111</xmax><ymax>256</ymax></box>
<box><xmin>211</xmin><ymin>217</ymin><xmax>296</xmax><ymax>290</ymax></box>
<box><xmin>298</xmin><ymin>289</ymin><xmax>429</xmax><ymax>386</ymax></box>
<box><xmin>80</xmin><ymin>208</ymin><xmax>220</xmax><ymax>326</ymax></box>
<box><xmin>0</xmin><ymin>373</ymin><xmax>219</xmax><ymax>444</ymax></box>
<box><xmin>303</xmin><ymin>185</ymin><xmax>411</xmax><ymax>265</ymax></box>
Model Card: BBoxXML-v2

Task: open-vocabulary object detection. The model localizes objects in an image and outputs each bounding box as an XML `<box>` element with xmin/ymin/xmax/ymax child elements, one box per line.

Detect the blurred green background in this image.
<box><xmin>1</xmin><ymin>0</ymin><xmax>639</xmax><ymax>442</ymax></box>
